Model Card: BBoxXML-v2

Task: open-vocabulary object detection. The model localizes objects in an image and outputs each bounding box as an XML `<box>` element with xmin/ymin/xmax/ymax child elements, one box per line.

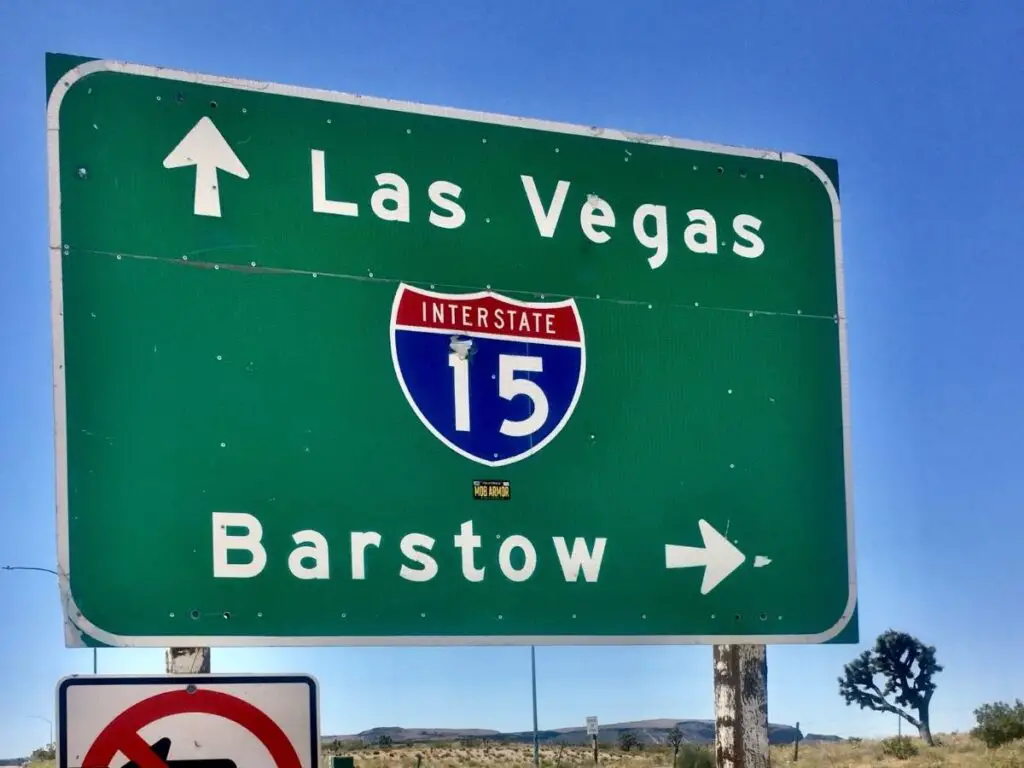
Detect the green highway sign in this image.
<box><xmin>47</xmin><ymin>52</ymin><xmax>857</xmax><ymax>647</ymax></box>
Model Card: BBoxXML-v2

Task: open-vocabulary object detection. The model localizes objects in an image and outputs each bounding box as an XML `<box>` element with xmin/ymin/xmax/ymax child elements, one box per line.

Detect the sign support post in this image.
<box><xmin>585</xmin><ymin>716</ymin><xmax>598</xmax><ymax>763</ymax></box>
<box><xmin>165</xmin><ymin>647</ymin><xmax>211</xmax><ymax>675</ymax></box>
<box><xmin>713</xmin><ymin>644</ymin><xmax>769</xmax><ymax>768</ymax></box>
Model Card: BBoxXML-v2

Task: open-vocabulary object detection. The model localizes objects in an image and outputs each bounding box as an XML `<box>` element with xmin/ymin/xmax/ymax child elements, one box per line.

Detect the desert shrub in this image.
<box><xmin>972</xmin><ymin>699</ymin><xmax>1024</xmax><ymax>748</ymax></box>
<box><xmin>676</xmin><ymin>743</ymin><xmax>714</xmax><ymax>768</ymax></box>
<box><xmin>617</xmin><ymin>732</ymin><xmax>639</xmax><ymax>751</ymax></box>
<box><xmin>879</xmin><ymin>736</ymin><xmax>919</xmax><ymax>759</ymax></box>
<box><xmin>30</xmin><ymin>744</ymin><xmax>56</xmax><ymax>761</ymax></box>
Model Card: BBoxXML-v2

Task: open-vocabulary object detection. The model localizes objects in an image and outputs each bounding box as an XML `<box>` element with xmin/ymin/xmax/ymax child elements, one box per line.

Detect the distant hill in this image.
<box><xmin>0</xmin><ymin>759</ymin><xmax>27</xmax><ymax>766</ymax></box>
<box><xmin>325</xmin><ymin>719</ymin><xmax>841</xmax><ymax>747</ymax></box>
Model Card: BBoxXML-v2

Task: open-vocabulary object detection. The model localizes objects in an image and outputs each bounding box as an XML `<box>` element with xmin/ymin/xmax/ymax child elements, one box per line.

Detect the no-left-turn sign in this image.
<box><xmin>57</xmin><ymin>674</ymin><xmax>319</xmax><ymax>768</ymax></box>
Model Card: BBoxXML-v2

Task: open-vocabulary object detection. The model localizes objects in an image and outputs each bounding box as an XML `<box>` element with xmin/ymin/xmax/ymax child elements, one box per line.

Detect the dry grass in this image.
<box><xmin>318</xmin><ymin>734</ymin><xmax>1024</xmax><ymax>768</ymax></box>
<box><xmin>24</xmin><ymin>734</ymin><xmax>1024</xmax><ymax>768</ymax></box>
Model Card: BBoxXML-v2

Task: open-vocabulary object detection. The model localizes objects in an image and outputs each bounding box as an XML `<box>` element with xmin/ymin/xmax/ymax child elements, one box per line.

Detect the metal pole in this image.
<box><xmin>28</xmin><ymin>716</ymin><xmax>53</xmax><ymax>747</ymax></box>
<box><xmin>2</xmin><ymin>565</ymin><xmax>98</xmax><ymax>673</ymax></box>
<box><xmin>531</xmin><ymin>645</ymin><xmax>539</xmax><ymax>768</ymax></box>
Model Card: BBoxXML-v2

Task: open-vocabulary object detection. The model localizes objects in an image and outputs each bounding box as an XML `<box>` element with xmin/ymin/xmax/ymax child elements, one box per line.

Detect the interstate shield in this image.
<box><xmin>389</xmin><ymin>283</ymin><xmax>587</xmax><ymax>467</ymax></box>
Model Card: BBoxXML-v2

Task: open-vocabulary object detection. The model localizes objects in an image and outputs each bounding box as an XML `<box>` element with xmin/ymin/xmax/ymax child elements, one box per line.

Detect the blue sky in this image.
<box><xmin>2</xmin><ymin>0</ymin><xmax>1023</xmax><ymax>757</ymax></box>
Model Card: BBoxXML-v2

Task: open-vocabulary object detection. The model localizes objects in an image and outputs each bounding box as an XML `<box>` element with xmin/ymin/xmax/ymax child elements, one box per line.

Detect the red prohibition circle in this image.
<box><xmin>81</xmin><ymin>688</ymin><xmax>303</xmax><ymax>768</ymax></box>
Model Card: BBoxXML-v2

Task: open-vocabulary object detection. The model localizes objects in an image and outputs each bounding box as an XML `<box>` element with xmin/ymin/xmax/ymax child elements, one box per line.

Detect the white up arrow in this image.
<box><xmin>665</xmin><ymin>519</ymin><xmax>746</xmax><ymax>595</ymax></box>
<box><xmin>162</xmin><ymin>117</ymin><xmax>249</xmax><ymax>218</ymax></box>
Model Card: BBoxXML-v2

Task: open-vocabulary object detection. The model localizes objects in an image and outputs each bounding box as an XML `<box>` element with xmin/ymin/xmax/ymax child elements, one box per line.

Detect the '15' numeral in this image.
<box><xmin>448</xmin><ymin>352</ymin><xmax>549</xmax><ymax>438</ymax></box>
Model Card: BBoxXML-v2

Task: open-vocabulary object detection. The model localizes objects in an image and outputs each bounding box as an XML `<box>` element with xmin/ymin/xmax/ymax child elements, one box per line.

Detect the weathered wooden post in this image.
<box><xmin>714</xmin><ymin>644</ymin><xmax>769</xmax><ymax>768</ymax></box>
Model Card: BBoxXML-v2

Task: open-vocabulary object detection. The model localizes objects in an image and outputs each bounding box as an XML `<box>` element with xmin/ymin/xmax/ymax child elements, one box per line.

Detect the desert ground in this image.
<box><xmin>311</xmin><ymin>734</ymin><xmax>1024</xmax><ymax>768</ymax></box>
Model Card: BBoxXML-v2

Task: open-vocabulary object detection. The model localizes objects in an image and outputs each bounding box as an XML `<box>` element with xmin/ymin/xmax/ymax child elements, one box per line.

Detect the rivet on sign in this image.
<box><xmin>406</xmin><ymin>128</ymin><xmax>412</xmax><ymax>134</ymax></box>
<box><xmin>492</xmin><ymin>453</ymin><xmax>499</xmax><ymax>458</ymax></box>
<box><xmin>491</xmin><ymin>374</ymin><xmax>496</xmax><ymax>380</ymax></box>
<box><xmin>341</xmin><ymin>612</ymin><xmax>347</xmax><ymax>618</ymax></box>
<box><xmin>572</xmin><ymin>614</ymin><xmax>577</xmax><ymax>619</ymax></box>
<box><xmin>486</xmin><ymin>284</ymin><xmax>491</xmax><ymax>289</ymax></box>
<box><xmin>749</xmin><ymin>312</ymin><xmax>754</xmax><ymax>317</ymax></box>
<box><xmin>797</xmin><ymin>309</ymin><xmax>802</xmax><ymax>315</ymax></box>
<box><xmin>169</xmin><ymin>612</ymin><xmax>175</xmax><ymax>618</ymax></box>
<box><xmin>250</xmin><ymin>261</ymin><xmax>256</xmax><ymax>267</ymax></box>
<box><xmin>554</xmin><ymin>148</ymin><xmax>560</xmax><ymax>153</ymax></box>
<box><xmin>641</xmin><ymin>614</ymin><xmax>647</xmax><ymax>619</ymax></box>
<box><xmin>312</xmin><ymin>272</ymin><xmax>317</xmax><ymax>278</ymax></box>
<box><xmin>711</xmin><ymin>614</ymin><xmax>716</xmax><ymax>619</ymax></box>
<box><xmin>186</xmin><ymin>685</ymin><xmax>197</xmax><ymax>694</ymax></box>
<box><xmin>730</xmin><ymin>464</ymin><xmax>735</xmax><ymax>469</ymax></box>
<box><xmin>257</xmin><ymin>612</ymin><xmax>263</xmax><ymax>618</ymax></box>
<box><xmin>497</xmin><ymin>614</ymin><xmax>503</xmax><ymax>620</ymax></box>
<box><xmin>648</xmin><ymin>304</ymin><xmax>652</xmax><ymax>309</ymax></box>
<box><xmin>220</xmin><ymin>442</ymin><xmax>226</xmax><ymax>448</ymax></box>
<box><xmin>242</xmin><ymin>108</ymin><xmax>247</xmax><ymax>114</ymax></box>
<box><xmin>430</xmin><ymin>284</ymin><xmax>436</xmax><ymax>289</ymax></box>
<box><xmin>485</xmin><ymin>217</ymin><xmax>491</xmax><ymax>223</ymax></box>
<box><xmin>624</xmin><ymin>157</ymin><xmax>629</xmax><ymax>162</ymax></box>
<box><xmin>216</xmin><ymin>355</ymin><xmax>222</xmax><ymax>361</ymax></box>
<box><xmin>692</xmin><ymin>165</ymin><xmax>698</xmax><ymax>171</ymax></box>
<box><xmin>156</xmin><ymin>96</ymin><xmax>162</xmax><ymax>101</ymax></box>
<box><xmin>369</xmin><ymin>271</ymin><xmax>374</xmax><ymax>278</ymax></box>
<box><xmin>77</xmin><ymin>167</ymin><xmax>88</xmax><ymax>179</ymax></box>
<box><xmin>214</xmin><ymin>264</ymin><xmax>219</xmax><ymax>270</ymax></box>
<box><xmin>760</xmin><ymin>174</ymin><xmax>765</xmax><ymax>179</ymax></box>
<box><xmin>223</xmin><ymin>611</ymin><xmax>230</xmax><ymax>619</ymax></box>
<box><xmin>482</xmin><ymin>138</ymin><xmax>487</xmax><ymax>144</ymax></box>
<box><xmin>596</xmin><ymin>294</ymin><xmax>601</xmax><ymax>299</ymax></box>
<box><xmin>420</xmin><ymin>612</ymin><xmax>426</xmax><ymax>618</ymax></box>
<box><xmin>182</xmin><ymin>255</ymin><xmax>188</xmax><ymax>261</ymax></box>
<box><xmin>327</xmin><ymin>119</ymin><xmax>332</xmax><ymax>124</ymax></box>
<box><xmin>694</xmin><ymin>302</ymin><xmax>700</xmax><ymax>307</ymax></box>
<box><xmin>115</xmin><ymin>254</ymin><xmax>121</xmax><ymax>260</ymax></box>
<box><xmin>727</xmin><ymin>389</ymin><xmax>733</xmax><ymax>394</ymax></box>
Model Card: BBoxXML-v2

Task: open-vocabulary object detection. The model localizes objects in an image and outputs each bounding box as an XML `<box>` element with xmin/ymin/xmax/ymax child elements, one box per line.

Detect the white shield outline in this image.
<box><xmin>389</xmin><ymin>282</ymin><xmax>587</xmax><ymax>467</ymax></box>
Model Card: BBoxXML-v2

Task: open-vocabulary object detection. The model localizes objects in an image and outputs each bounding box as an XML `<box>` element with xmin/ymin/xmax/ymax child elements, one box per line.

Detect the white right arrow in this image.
<box><xmin>162</xmin><ymin>116</ymin><xmax>249</xmax><ymax>218</ymax></box>
<box><xmin>665</xmin><ymin>519</ymin><xmax>746</xmax><ymax>595</ymax></box>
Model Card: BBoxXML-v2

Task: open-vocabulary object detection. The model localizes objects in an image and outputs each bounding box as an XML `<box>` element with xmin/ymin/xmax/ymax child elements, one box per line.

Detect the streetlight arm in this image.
<box><xmin>2</xmin><ymin>565</ymin><xmax>60</xmax><ymax>576</ymax></box>
<box><xmin>2</xmin><ymin>564</ymin><xmax>96</xmax><ymax>673</ymax></box>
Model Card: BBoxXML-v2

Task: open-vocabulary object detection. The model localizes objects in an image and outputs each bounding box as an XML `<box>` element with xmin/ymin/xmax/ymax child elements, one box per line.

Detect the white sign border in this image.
<box><xmin>47</xmin><ymin>54</ymin><xmax>856</xmax><ymax>648</ymax></box>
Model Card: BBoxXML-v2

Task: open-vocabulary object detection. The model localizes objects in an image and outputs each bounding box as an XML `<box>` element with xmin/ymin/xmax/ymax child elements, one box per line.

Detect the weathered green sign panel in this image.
<box><xmin>47</xmin><ymin>52</ymin><xmax>856</xmax><ymax>647</ymax></box>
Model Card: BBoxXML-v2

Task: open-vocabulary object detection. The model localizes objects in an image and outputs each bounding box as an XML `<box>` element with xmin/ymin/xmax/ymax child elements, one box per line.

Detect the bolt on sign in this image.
<box><xmin>47</xmin><ymin>51</ymin><xmax>857</xmax><ymax>648</ymax></box>
<box><xmin>56</xmin><ymin>674</ymin><xmax>319</xmax><ymax>768</ymax></box>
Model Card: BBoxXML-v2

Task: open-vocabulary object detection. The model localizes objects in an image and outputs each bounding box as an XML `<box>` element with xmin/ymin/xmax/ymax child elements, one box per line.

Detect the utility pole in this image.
<box><xmin>713</xmin><ymin>644</ymin><xmax>769</xmax><ymax>768</ymax></box>
<box><xmin>28</xmin><ymin>715</ymin><xmax>53</xmax><ymax>748</ymax></box>
<box><xmin>2</xmin><ymin>565</ymin><xmax>97</xmax><ymax>673</ymax></box>
<box><xmin>531</xmin><ymin>645</ymin><xmax>540</xmax><ymax>768</ymax></box>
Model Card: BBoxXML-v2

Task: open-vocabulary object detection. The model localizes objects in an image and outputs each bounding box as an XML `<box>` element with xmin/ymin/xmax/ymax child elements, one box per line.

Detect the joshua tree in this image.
<box><xmin>617</xmin><ymin>731</ymin><xmax>639</xmax><ymax>751</ymax></box>
<box><xmin>667</xmin><ymin>725</ymin><xmax>683</xmax><ymax>764</ymax></box>
<box><xmin>838</xmin><ymin>630</ymin><xmax>942</xmax><ymax>745</ymax></box>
